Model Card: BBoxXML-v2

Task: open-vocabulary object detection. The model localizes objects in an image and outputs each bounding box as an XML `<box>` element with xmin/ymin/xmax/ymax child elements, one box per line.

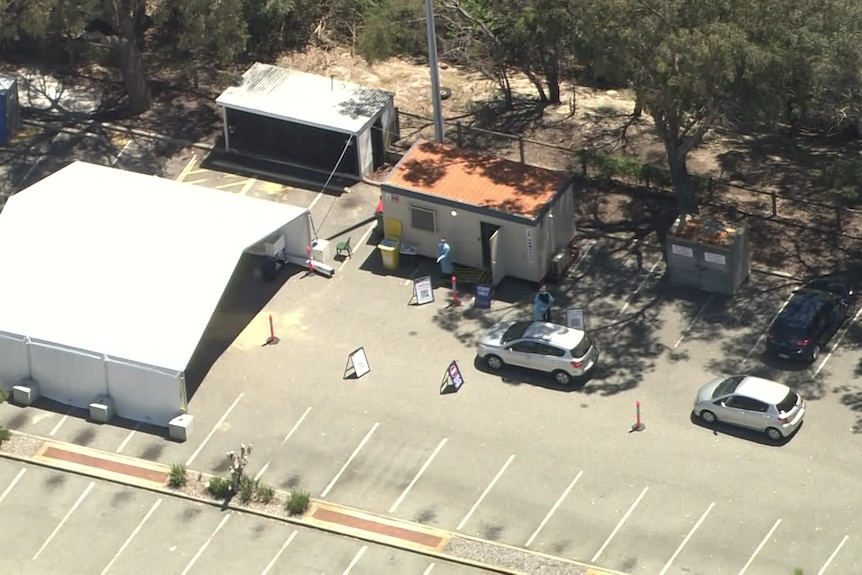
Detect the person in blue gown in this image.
<box><xmin>437</xmin><ymin>238</ymin><xmax>453</xmax><ymax>276</ymax></box>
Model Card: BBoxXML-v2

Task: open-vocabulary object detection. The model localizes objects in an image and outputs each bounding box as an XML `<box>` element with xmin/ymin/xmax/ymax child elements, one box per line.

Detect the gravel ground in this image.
<box><xmin>172</xmin><ymin>472</ymin><xmax>294</xmax><ymax>518</ymax></box>
<box><xmin>0</xmin><ymin>430</ymin><xmax>44</xmax><ymax>458</ymax></box>
<box><xmin>445</xmin><ymin>536</ymin><xmax>595</xmax><ymax>575</ymax></box>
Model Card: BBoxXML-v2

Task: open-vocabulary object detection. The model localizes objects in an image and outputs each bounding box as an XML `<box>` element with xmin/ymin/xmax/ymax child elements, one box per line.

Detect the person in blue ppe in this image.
<box><xmin>533</xmin><ymin>284</ymin><xmax>554</xmax><ymax>322</ymax></box>
<box><xmin>436</xmin><ymin>238</ymin><xmax>453</xmax><ymax>277</ymax></box>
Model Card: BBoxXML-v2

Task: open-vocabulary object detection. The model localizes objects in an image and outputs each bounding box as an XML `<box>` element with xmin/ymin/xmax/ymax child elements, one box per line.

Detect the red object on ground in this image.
<box><xmin>451</xmin><ymin>275</ymin><xmax>460</xmax><ymax>306</ymax></box>
<box><xmin>269</xmin><ymin>314</ymin><xmax>275</xmax><ymax>340</ymax></box>
<box><xmin>376</xmin><ymin>199</ymin><xmax>384</xmax><ymax>215</ymax></box>
<box><xmin>307</xmin><ymin>245</ymin><xmax>314</xmax><ymax>272</ymax></box>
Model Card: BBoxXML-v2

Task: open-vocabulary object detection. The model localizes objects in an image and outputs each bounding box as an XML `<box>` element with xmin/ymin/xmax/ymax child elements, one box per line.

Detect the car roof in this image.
<box><xmin>735</xmin><ymin>376</ymin><xmax>791</xmax><ymax>405</ymax></box>
<box><xmin>523</xmin><ymin>322</ymin><xmax>584</xmax><ymax>349</ymax></box>
<box><xmin>774</xmin><ymin>290</ymin><xmax>832</xmax><ymax>329</ymax></box>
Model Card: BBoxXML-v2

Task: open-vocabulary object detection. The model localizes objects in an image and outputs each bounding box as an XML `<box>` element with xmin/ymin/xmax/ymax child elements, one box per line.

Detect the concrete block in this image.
<box><xmin>88</xmin><ymin>396</ymin><xmax>115</xmax><ymax>423</ymax></box>
<box><xmin>12</xmin><ymin>382</ymin><xmax>39</xmax><ymax>405</ymax></box>
<box><xmin>169</xmin><ymin>413</ymin><xmax>194</xmax><ymax>442</ymax></box>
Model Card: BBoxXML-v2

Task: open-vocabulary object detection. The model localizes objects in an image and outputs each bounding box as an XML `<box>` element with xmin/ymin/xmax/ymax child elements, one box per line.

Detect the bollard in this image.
<box><xmin>631</xmin><ymin>400</ymin><xmax>646</xmax><ymax>432</ymax></box>
<box><xmin>451</xmin><ymin>275</ymin><xmax>460</xmax><ymax>306</ymax></box>
<box><xmin>265</xmin><ymin>314</ymin><xmax>279</xmax><ymax>346</ymax></box>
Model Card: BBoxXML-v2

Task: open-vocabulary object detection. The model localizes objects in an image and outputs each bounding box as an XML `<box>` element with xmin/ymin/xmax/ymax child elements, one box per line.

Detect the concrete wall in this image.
<box><xmin>106</xmin><ymin>358</ymin><xmax>184</xmax><ymax>426</ymax></box>
<box><xmin>0</xmin><ymin>331</ymin><xmax>29</xmax><ymax>389</ymax></box>
<box><xmin>28</xmin><ymin>339</ymin><xmax>106</xmax><ymax>408</ymax></box>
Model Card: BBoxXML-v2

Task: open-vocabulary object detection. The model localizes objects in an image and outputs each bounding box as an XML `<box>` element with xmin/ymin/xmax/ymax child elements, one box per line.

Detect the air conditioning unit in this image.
<box><xmin>311</xmin><ymin>239</ymin><xmax>330</xmax><ymax>265</ymax></box>
<box><xmin>550</xmin><ymin>250</ymin><xmax>568</xmax><ymax>280</ymax></box>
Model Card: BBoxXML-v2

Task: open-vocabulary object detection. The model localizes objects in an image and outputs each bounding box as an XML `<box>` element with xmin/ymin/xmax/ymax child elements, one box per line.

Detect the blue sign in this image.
<box><xmin>475</xmin><ymin>283</ymin><xmax>492</xmax><ymax>309</ymax></box>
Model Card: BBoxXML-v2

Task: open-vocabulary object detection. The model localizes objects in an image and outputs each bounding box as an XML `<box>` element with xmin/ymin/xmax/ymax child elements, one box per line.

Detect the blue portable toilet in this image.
<box><xmin>0</xmin><ymin>75</ymin><xmax>21</xmax><ymax>145</ymax></box>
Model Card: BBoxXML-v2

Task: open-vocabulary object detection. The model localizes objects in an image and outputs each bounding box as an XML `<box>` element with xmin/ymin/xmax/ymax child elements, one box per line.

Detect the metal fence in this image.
<box><xmin>395</xmin><ymin>109</ymin><xmax>862</xmax><ymax>240</ymax></box>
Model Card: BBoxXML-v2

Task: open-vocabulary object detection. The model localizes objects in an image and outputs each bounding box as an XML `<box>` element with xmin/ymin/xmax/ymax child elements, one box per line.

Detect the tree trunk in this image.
<box><xmin>117</xmin><ymin>13</ymin><xmax>150</xmax><ymax>114</ymax></box>
<box><xmin>632</xmin><ymin>93</ymin><xmax>644</xmax><ymax>118</ymax></box>
<box><xmin>543</xmin><ymin>57</ymin><xmax>561</xmax><ymax>104</ymax></box>
<box><xmin>524</xmin><ymin>69</ymin><xmax>548</xmax><ymax>102</ymax></box>
<box><xmin>666</xmin><ymin>142</ymin><xmax>698</xmax><ymax>214</ymax></box>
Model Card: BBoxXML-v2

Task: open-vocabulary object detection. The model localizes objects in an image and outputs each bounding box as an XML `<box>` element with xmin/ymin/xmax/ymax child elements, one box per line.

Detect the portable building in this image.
<box><xmin>0</xmin><ymin>161</ymin><xmax>312</xmax><ymax>426</ymax></box>
<box><xmin>215</xmin><ymin>63</ymin><xmax>398</xmax><ymax>180</ymax></box>
<box><xmin>380</xmin><ymin>140</ymin><xmax>576</xmax><ymax>284</ymax></box>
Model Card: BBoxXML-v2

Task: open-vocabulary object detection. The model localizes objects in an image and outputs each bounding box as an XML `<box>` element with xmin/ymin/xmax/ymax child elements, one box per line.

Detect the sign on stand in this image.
<box><xmin>565</xmin><ymin>308</ymin><xmax>586</xmax><ymax>330</ymax></box>
<box><xmin>439</xmin><ymin>360</ymin><xmax>465</xmax><ymax>395</ymax></box>
<box><xmin>344</xmin><ymin>347</ymin><xmax>371</xmax><ymax>379</ymax></box>
<box><xmin>411</xmin><ymin>275</ymin><xmax>435</xmax><ymax>306</ymax></box>
<box><xmin>474</xmin><ymin>283</ymin><xmax>492</xmax><ymax>309</ymax></box>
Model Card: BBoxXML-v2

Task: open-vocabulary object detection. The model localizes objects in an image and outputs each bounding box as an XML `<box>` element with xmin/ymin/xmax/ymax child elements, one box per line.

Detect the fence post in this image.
<box><xmin>518</xmin><ymin>137</ymin><xmax>525</xmax><ymax>164</ymax></box>
<box><xmin>771</xmin><ymin>190</ymin><xmax>777</xmax><ymax>217</ymax></box>
<box><xmin>456</xmin><ymin>121</ymin><xmax>463</xmax><ymax>147</ymax></box>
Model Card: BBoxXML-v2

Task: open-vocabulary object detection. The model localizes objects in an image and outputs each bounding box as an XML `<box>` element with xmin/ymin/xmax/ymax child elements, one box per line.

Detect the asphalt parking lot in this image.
<box><xmin>3</xmin><ymin>120</ymin><xmax>862</xmax><ymax>574</ymax></box>
<box><xmin>0</xmin><ymin>461</ymin><xmax>494</xmax><ymax>575</ymax></box>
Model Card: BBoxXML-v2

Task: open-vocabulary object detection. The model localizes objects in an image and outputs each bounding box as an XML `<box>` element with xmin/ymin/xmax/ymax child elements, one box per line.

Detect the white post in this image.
<box><xmin>222</xmin><ymin>107</ymin><xmax>230</xmax><ymax>151</ymax></box>
<box><xmin>424</xmin><ymin>0</ymin><xmax>445</xmax><ymax>142</ymax></box>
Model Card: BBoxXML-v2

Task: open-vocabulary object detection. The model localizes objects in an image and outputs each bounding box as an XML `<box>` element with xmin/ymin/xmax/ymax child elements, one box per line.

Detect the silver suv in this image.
<box><xmin>693</xmin><ymin>375</ymin><xmax>806</xmax><ymax>441</ymax></box>
<box><xmin>477</xmin><ymin>320</ymin><xmax>599</xmax><ymax>385</ymax></box>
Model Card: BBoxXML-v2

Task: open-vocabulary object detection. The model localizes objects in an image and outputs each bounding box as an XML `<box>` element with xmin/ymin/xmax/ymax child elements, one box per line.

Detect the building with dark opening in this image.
<box><xmin>216</xmin><ymin>63</ymin><xmax>398</xmax><ymax>181</ymax></box>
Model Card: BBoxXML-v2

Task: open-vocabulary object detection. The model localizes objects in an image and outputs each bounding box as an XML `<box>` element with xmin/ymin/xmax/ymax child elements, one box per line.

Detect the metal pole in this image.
<box><xmin>424</xmin><ymin>0</ymin><xmax>445</xmax><ymax>142</ymax></box>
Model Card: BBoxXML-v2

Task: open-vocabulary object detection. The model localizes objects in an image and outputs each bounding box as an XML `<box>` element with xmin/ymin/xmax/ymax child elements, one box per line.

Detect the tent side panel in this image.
<box><xmin>106</xmin><ymin>359</ymin><xmax>182</xmax><ymax>427</ymax></box>
<box><xmin>0</xmin><ymin>331</ymin><xmax>29</xmax><ymax>388</ymax></box>
<box><xmin>28</xmin><ymin>340</ymin><xmax>107</xmax><ymax>407</ymax></box>
<box><xmin>357</xmin><ymin>128</ymin><xmax>373</xmax><ymax>175</ymax></box>
<box><xmin>278</xmin><ymin>212</ymin><xmax>313</xmax><ymax>258</ymax></box>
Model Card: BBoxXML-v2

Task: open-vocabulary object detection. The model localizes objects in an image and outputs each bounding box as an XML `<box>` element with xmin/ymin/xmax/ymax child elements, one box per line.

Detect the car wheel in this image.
<box><xmin>766</xmin><ymin>427</ymin><xmax>783</xmax><ymax>441</ymax></box>
<box><xmin>700</xmin><ymin>410</ymin><xmax>717</xmax><ymax>424</ymax></box>
<box><xmin>485</xmin><ymin>354</ymin><xmax>504</xmax><ymax>370</ymax></box>
<box><xmin>810</xmin><ymin>345</ymin><xmax>821</xmax><ymax>362</ymax></box>
<box><xmin>552</xmin><ymin>370</ymin><xmax>572</xmax><ymax>385</ymax></box>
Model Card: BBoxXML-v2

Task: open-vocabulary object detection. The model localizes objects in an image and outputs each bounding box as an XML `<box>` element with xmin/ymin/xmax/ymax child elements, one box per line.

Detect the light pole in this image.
<box><xmin>424</xmin><ymin>0</ymin><xmax>445</xmax><ymax>142</ymax></box>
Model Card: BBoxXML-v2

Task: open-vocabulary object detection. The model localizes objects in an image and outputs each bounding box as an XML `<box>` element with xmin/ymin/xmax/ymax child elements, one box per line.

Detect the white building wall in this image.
<box><xmin>28</xmin><ymin>340</ymin><xmax>107</xmax><ymax>408</ymax></box>
<box><xmin>0</xmin><ymin>331</ymin><xmax>29</xmax><ymax>389</ymax></box>
<box><xmin>106</xmin><ymin>358</ymin><xmax>183</xmax><ymax>426</ymax></box>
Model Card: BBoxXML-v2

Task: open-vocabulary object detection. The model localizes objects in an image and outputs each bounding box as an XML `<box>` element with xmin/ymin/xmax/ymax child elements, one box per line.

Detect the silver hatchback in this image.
<box><xmin>477</xmin><ymin>320</ymin><xmax>599</xmax><ymax>385</ymax></box>
<box><xmin>693</xmin><ymin>375</ymin><xmax>806</xmax><ymax>441</ymax></box>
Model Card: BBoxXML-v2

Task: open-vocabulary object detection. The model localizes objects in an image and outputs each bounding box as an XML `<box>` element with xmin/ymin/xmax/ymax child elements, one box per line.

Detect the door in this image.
<box><xmin>489</xmin><ymin>229</ymin><xmax>504</xmax><ymax>286</ymax></box>
<box><xmin>506</xmin><ymin>341</ymin><xmax>537</xmax><ymax>368</ymax></box>
<box><xmin>370</xmin><ymin>116</ymin><xmax>385</xmax><ymax>170</ymax></box>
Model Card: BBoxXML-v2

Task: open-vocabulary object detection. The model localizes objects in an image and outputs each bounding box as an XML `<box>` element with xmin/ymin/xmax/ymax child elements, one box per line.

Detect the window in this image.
<box><xmin>726</xmin><ymin>396</ymin><xmax>769</xmax><ymax>412</ymax></box>
<box><xmin>533</xmin><ymin>343</ymin><xmax>565</xmax><ymax>357</ymax></box>
<box><xmin>570</xmin><ymin>336</ymin><xmax>594</xmax><ymax>359</ymax></box>
<box><xmin>510</xmin><ymin>342</ymin><xmax>540</xmax><ymax>353</ymax></box>
<box><xmin>410</xmin><ymin>206</ymin><xmax>437</xmax><ymax>232</ymax></box>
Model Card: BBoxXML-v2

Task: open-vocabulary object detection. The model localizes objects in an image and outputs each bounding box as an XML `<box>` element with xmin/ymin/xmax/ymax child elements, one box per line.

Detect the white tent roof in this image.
<box><xmin>216</xmin><ymin>63</ymin><xmax>394</xmax><ymax>135</ymax></box>
<box><xmin>0</xmin><ymin>161</ymin><xmax>308</xmax><ymax>373</ymax></box>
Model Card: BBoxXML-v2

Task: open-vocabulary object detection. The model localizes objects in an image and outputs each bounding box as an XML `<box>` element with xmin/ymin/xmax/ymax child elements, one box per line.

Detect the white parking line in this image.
<box><xmin>389</xmin><ymin>438</ymin><xmax>448</xmax><ymax>513</ymax></box>
<box><xmin>456</xmin><ymin>454</ymin><xmax>515</xmax><ymax>532</ymax></box>
<box><xmin>321</xmin><ymin>422</ymin><xmax>380</xmax><ymax>498</ymax></box>
<box><xmin>260</xmin><ymin>530</ymin><xmax>298</xmax><ymax>575</ymax></box>
<box><xmin>738</xmin><ymin>519</ymin><xmax>781</xmax><ymax>575</ymax></box>
<box><xmin>618</xmin><ymin>259</ymin><xmax>662</xmax><ymax>316</ymax></box>
<box><xmin>591</xmin><ymin>486</ymin><xmax>649</xmax><ymax>563</ymax></box>
<box><xmin>817</xmin><ymin>534</ymin><xmax>849</xmax><ymax>575</ymax></box>
<box><xmin>115</xmin><ymin>424</ymin><xmax>140</xmax><ymax>453</ymax></box>
<box><xmin>110</xmin><ymin>140</ymin><xmax>133</xmax><ymax>166</ymax></box>
<box><xmin>309</xmin><ymin>189</ymin><xmax>326</xmax><ymax>211</ymax></box>
<box><xmin>49</xmin><ymin>415</ymin><xmax>68</xmax><ymax>437</ymax></box>
<box><xmin>342</xmin><ymin>221</ymin><xmax>377</xmax><ymax>273</ymax></box>
<box><xmin>743</xmin><ymin>291</ymin><xmax>794</xmax><ymax>365</ymax></box>
<box><xmin>525</xmin><ymin>470</ymin><xmax>583</xmax><ymax>547</ymax></box>
<box><xmin>342</xmin><ymin>545</ymin><xmax>367</xmax><ymax>574</ymax></box>
<box><xmin>254</xmin><ymin>406</ymin><xmax>313</xmax><ymax>481</ymax></box>
<box><xmin>181</xmin><ymin>514</ymin><xmax>231</xmax><ymax>575</ymax></box>
<box><xmin>101</xmin><ymin>498</ymin><xmax>162</xmax><ymax>575</ymax></box>
<box><xmin>33</xmin><ymin>481</ymin><xmax>95</xmax><ymax>560</ymax></box>
<box><xmin>185</xmin><ymin>393</ymin><xmax>244</xmax><ymax>467</ymax></box>
<box><xmin>673</xmin><ymin>295</ymin><xmax>715</xmax><ymax>349</ymax></box>
<box><xmin>422</xmin><ymin>564</ymin><xmax>436</xmax><ymax>575</ymax></box>
<box><xmin>569</xmin><ymin>239</ymin><xmax>596</xmax><ymax>276</ymax></box>
<box><xmin>0</xmin><ymin>468</ymin><xmax>26</xmax><ymax>505</ymax></box>
<box><xmin>814</xmin><ymin>307</ymin><xmax>862</xmax><ymax>377</ymax></box>
<box><xmin>659</xmin><ymin>502</ymin><xmax>715</xmax><ymax>575</ymax></box>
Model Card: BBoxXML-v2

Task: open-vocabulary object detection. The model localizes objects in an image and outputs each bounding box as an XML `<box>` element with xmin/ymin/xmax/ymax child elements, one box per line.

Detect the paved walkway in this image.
<box><xmin>2</xmin><ymin>432</ymin><xmax>622</xmax><ymax>575</ymax></box>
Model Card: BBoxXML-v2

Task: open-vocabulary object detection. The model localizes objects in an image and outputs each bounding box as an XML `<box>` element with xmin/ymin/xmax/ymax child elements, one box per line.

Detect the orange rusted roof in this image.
<box><xmin>383</xmin><ymin>140</ymin><xmax>569</xmax><ymax>219</ymax></box>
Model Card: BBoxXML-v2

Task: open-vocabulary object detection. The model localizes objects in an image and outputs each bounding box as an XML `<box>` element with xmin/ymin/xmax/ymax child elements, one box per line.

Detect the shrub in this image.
<box><xmin>284</xmin><ymin>489</ymin><xmax>310</xmax><ymax>516</ymax></box>
<box><xmin>256</xmin><ymin>483</ymin><xmax>275</xmax><ymax>504</ymax></box>
<box><xmin>238</xmin><ymin>474</ymin><xmax>257</xmax><ymax>504</ymax></box>
<box><xmin>168</xmin><ymin>463</ymin><xmax>188</xmax><ymax>488</ymax></box>
<box><xmin>0</xmin><ymin>424</ymin><xmax>10</xmax><ymax>446</ymax></box>
<box><xmin>206</xmin><ymin>476</ymin><xmax>233</xmax><ymax>499</ymax></box>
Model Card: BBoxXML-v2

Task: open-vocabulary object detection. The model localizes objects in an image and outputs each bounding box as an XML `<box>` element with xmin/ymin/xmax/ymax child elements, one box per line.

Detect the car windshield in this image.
<box><xmin>571</xmin><ymin>335</ymin><xmax>593</xmax><ymax>358</ymax></box>
<box><xmin>501</xmin><ymin>321</ymin><xmax>530</xmax><ymax>344</ymax></box>
<box><xmin>776</xmin><ymin>390</ymin><xmax>798</xmax><ymax>413</ymax></box>
<box><xmin>712</xmin><ymin>375</ymin><xmax>745</xmax><ymax>398</ymax></box>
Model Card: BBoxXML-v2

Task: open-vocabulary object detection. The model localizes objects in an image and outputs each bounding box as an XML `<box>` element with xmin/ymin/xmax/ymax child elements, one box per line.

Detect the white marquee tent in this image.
<box><xmin>0</xmin><ymin>161</ymin><xmax>311</xmax><ymax>426</ymax></box>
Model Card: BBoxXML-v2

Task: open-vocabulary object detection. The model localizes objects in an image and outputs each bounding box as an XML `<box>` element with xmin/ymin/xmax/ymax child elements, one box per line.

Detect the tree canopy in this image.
<box><xmin>3</xmin><ymin>0</ymin><xmax>862</xmax><ymax>210</ymax></box>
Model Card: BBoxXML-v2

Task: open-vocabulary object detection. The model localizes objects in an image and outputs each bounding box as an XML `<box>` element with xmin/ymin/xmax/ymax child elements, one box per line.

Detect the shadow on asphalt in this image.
<box><xmin>472</xmin><ymin>356</ymin><xmax>591</xmax><ymax>392</ymax></box>
<box><xmin>688</xmin><ymin>412</ymin><xmax>802</xmax><ymax>447</ymax></box>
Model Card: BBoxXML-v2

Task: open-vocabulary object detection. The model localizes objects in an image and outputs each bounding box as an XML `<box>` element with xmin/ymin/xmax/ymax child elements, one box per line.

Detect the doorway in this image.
<box><xmin>480</xmin><ymin>222</ymin><xmax>501</xmax><ymax>268</ymax></box>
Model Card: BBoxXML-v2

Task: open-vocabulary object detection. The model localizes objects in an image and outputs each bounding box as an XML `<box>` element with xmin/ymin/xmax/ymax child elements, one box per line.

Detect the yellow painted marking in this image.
<box><xmin>258</xmin><ymin>181</ymin><xmax>284</xmax><ymax>194</ymax></box>
<box><xmin>176</xmin><ymin>154</ymin><xmax>198</xmax><ymax>182</ymax></box>
<box><xmin>215</xmin><ymin>180</ymin><xmax>253</xmax><ymax>190</ymax></box>
<box><xmin>182</xmin><ymin>178</ymin><xmax>209</xmax><ymax>186</ymax></box>
<box><xmin>239</xmin><ymin>179</ymin><xmax>256</xmax><ymax>195</ymax></box>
